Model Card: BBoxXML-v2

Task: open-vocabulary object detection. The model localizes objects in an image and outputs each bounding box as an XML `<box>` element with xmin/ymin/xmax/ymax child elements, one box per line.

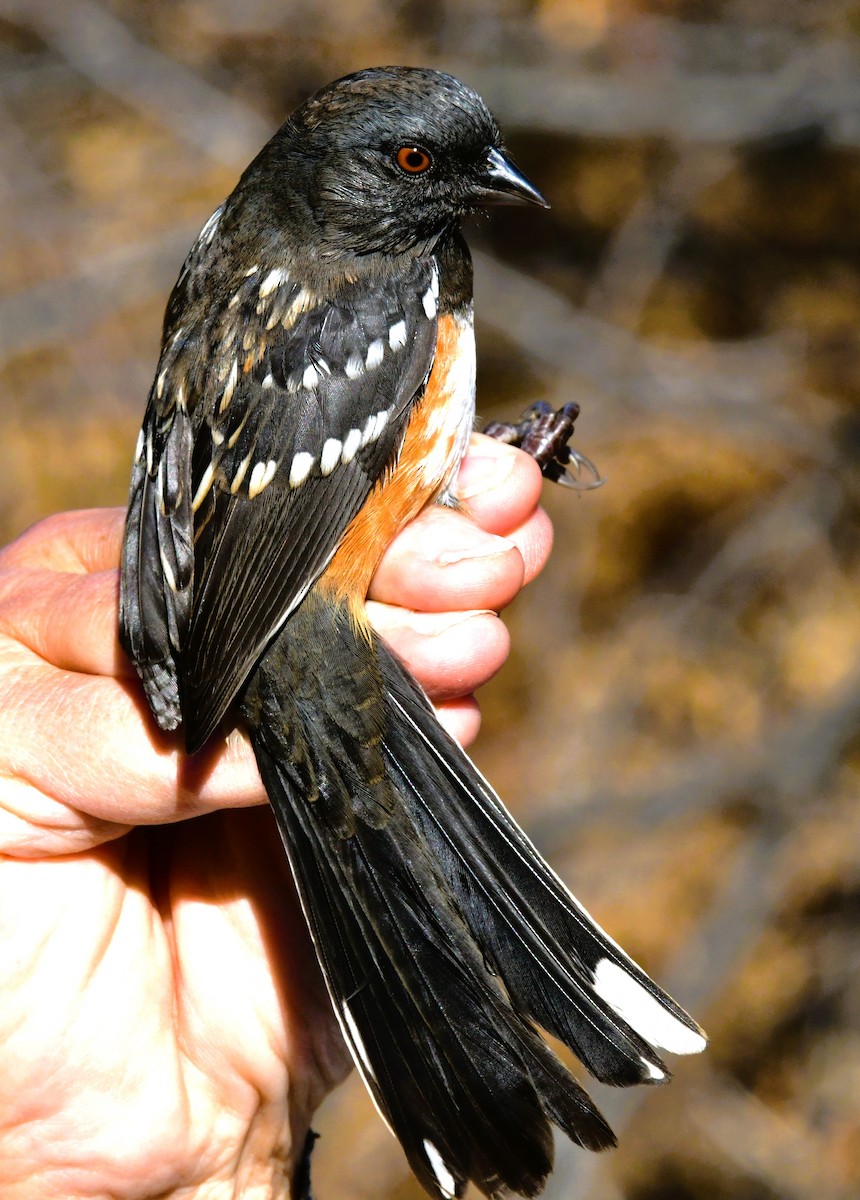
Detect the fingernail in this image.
<box><xmin>457</xmin><ymin>452</ymin><xmax>516</xmax><ymax>500</ymax></box>
<box><xmin>437</xmin><ymin>534</ymin><xmax>515</xmax><ymax>566</ymax></box>
<box><xmin>401</xmin><ymin>609</ymin><xmax>495</xmax><ymax>635</ymax></box>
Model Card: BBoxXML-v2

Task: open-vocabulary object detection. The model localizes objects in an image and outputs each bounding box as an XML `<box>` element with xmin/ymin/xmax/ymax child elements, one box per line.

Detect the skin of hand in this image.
<box><xmin>0</xmin><ymin>433</ymin><xmax>552</xmax><ymax>1200</ymax></box>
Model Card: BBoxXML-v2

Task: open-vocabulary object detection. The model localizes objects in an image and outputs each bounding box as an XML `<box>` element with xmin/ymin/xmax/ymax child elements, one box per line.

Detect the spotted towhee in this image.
<box><xmin>120</xmin><ymin>67</ymin><xmax>705</xmax><ymax>1200</ymax></box>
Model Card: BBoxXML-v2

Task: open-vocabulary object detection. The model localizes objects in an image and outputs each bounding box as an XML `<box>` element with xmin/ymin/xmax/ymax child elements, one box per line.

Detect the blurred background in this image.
<box><xmin>1</xmin><ymin>1</ymin><xmax>858</xmax><ymax>1197</ymax></box>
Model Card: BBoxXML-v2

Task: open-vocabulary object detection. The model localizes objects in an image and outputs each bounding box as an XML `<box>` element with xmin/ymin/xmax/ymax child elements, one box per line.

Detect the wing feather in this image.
<box><xmin>121</xmin><ymin>253</ymin><xmax>438</xmax><ymax>748</ymax></box>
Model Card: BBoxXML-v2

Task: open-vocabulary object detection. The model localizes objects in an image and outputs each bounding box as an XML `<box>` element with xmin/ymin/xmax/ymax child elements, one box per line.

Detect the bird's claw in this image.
<box><xmin>482</xmin><ymin>401</ymin><xmax>604</xmax><ymax>490</ymax></box>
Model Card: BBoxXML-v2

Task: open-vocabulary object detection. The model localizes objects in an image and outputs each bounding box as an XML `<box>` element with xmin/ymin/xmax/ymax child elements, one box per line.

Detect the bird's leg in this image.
<box><xmin>482</xmin><ymin>401</ymin><xmax>604</xmax><ymax>490</ymax></box>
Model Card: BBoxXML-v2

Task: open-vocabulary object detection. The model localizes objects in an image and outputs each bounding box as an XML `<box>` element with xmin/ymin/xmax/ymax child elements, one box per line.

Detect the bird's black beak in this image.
<box><xmin>475</xmin><ymin>147</ymin><xmax>549</xmax><ymax>207</ymax></box>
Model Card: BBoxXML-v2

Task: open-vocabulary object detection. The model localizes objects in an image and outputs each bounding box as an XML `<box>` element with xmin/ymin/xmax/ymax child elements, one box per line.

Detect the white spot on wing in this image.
<box><xmin>289</xmin><ymin>451</ymin><xmax>314</xmax><ymax>489</ymax></box>
<box><xmin>156</xmin><ymin>368</ymin><xmax>167</xmax><ymax>399</ymax></box>
<box><xmin>422</xmin><ymin>287</ymin><xmax>437</xmax><ymax>319</ymax></box>
<box><xmin>211</xmin><ymin>427</ymin><xmax>224</xmax><ymax>446</ymax></box>
<box><xmin>361</xmin><ymin>409</ymin><xmax>390</xmax><ymax>447</ymax></box>
<box><xmin>259</xmin><ymin>267</ymin><xmax>288</xmax><ymax>298</ymax></box>
<box><xmin>388</xmin><ymin>319</ymin><xmax>407</xmax><ymax>350</ymax></box>
<box><xmin>262</xmin><ymin>373</ymin><xmax>274</xmax><ymax>389</ymax></box>
<box><xmin>281</xmin><ymin>286</ymin><xmax>316</xmax><ymax>327</ymax></box>
<box><xmin>226</xmin><ymin>410</ymin><xmax>249</xmax><ymax>450</ymax></box>
<box><xmin>156</xmin><ymin>459</ymin><xmax>167</xmax><ymax>514</ymax></box>
<box><xmin>345</xmin><ymin>354</ymin><xmax>365</xmax><ymax>379</ymax></box>
<box><xmin>429</xmin><ymin>264</ymin><xmax>440</xmax><ymax>298</ymax></box>
<box><xmin>191</xmin><ymin>462</ymin><xmax>215</xmax><ymax>512</ymax></box>
<box><xmin>365</xmin><ymin>338</ymin><xmax>385</xmax><ymax>369</ymax></box>
<box><xmin>302</xmin><ymin>363</ymin><xmax>318</xmax><ymax>389</ymax></box>
<box><xmin>320</xmin><ymin>438</ymin><xmax>342</xmax><ymax>476</ymax></box>
<box><xmin>134</xmin><ymin>428</ymin><xmax>144</xmax><ymax>464</ymax></box>
<box><xmin>159</xmin><ymin>549</ymin><xmax>177</xmax><ymax>593</ymax></box>
<box><xmin>230</xmin><ymin>454</ymin><xmax>251</xmax><ymax>494</ymax></box>
<box><xmin>592</xmin><ymin>960</ymin><xmax>707</xmax><ymax>1056</ymax></box>
<box><xmin>422</xmin><ymin>1140</ymin><xmax>456</xmax><ymax>1199</ymax></box>
<box><xmin>341</xmin><ymin>427</ymin><xmax>362</xmax><ymax>465</ymax></box>
<box><xmin>248</xmin><ymin>459</ymin><xmax>278</xmax><ymax>499</ymax></box>
<box><xmin>220</xmin><ymin>359</ymin><xmax>238</xmax><ymax>412</ymax></box>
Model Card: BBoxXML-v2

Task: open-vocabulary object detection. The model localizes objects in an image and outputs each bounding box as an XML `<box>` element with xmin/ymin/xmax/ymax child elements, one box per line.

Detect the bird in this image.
<box><xmin>120</xmin><ymin>66</ymin><xmax>706</xmax><ymax>1200</ymax></box>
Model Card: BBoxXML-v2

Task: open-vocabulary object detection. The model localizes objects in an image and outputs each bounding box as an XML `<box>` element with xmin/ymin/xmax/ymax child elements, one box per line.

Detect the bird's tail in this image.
<box><xmin>241</xmin><ymin>592</ymin><xmax>706</xmax><ymax>1200</ymax></box>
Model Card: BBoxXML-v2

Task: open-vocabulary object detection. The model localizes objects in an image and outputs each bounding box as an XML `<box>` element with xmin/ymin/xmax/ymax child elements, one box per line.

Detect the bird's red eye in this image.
<box><xmin>395</xmin><ymin>146</ymin><xmax>432</xmax><ymax>174</ymax></box>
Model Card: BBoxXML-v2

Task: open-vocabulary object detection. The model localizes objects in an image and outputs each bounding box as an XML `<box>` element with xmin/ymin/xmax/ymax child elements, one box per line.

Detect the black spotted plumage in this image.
<box><xmin>123</xmin><ymin>240</ymin><xmax>438</xmax><ymax>747</ymax></box>
<box><xmin>120</xmin><ymin>66</ymin><xmax>705</xmax><ymax>1200</ymax></box>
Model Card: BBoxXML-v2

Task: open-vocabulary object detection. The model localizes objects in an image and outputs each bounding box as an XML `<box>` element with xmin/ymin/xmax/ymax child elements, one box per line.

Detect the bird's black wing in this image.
<box><xmin>120</xmin><ymin>234</ymin><xmax>439</xmax><ymax>751</ymax></box>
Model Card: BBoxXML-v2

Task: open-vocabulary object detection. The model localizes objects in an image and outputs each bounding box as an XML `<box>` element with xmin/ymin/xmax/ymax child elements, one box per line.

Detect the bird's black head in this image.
<box><xmin>251</xmin><ymin>66</ymin><xmax>546</xmax><ymax>262</ymax></box>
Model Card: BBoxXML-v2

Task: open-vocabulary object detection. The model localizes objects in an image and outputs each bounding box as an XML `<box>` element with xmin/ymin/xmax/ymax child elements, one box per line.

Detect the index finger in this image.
<box><xmin>1</xmin><ymin>508</ymin><xmax>126</xmax><ymax>574</ymax></box>
<box><xmin>0</xmin><ymin>509</ymin><xmax>128</xmax><ymax>677</ymax></box>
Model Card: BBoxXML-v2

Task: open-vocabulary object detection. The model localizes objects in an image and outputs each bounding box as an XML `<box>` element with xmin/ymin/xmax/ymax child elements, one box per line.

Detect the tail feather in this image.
<box><xmin>382</xmin><ymin>706</ymin><xmax>669</xmax><ymax>1086</ymax></box>
<box><xmin>252</xmin><ymin>738</ymin><xmax>613</xmax><ymax>1198</ymax></box>
<box><xmin>379</xmin><ymin>649</ymin><xmax>707</xmax><ymax>1064</ymax></box>
<box><xmin>240</xmin><ymin>596</ymin><xmax>704</xmax><ymax>1199</ymax></box>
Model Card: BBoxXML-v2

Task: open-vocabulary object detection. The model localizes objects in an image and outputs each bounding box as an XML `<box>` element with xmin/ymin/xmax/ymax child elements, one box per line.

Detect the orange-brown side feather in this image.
<box><xmin>317</xmin><ymin>312</ymin><xmax>471</xmax><ymax>627</ymax></box>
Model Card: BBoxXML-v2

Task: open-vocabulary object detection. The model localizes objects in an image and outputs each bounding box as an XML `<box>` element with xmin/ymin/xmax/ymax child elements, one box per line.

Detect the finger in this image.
<box><xmin>0</xmin><ymin>666</ymin><xmax>267</xmax><ymax>856</ymax></box>
<box><xmin>369</xmin><ymin>505</ymin><xmax>524</xmax><ymax>612</ymax></box>
<box><xmin>459</xmin><ymin>435</ymin><xmax>554</xmax><ymax>585</ymax></box>
<box><xmin>367</xmin><ymin>603</ymin><xmax>510</xmax><ymax>701</ymax></box>
<box><xmin>1</xmin><ymin>508</ymin><xmax>125</xmax><ymax>574</ymax></box>
<box><xmin>369</xmin><ymin>433</ymin><xmax>556</xmax><ymax>610</ymax></box>
<box><xmin>510</xmin><ymin>503</ymin><xmax>554</xmax><ymax>587</ymax></box>
<box><xmin>0</xmin><ymin>567</ymin><xmax>131</xmax><ymax>678</ymax></box>
<box><xmin>0</xmin><ymin>509</ymin><xmax>137</xmax><ymax>681</ymax></box>
<box><xmin>0</xmin><ymin>645</ymin><xmax>484</xmax><ymax>858</ymax></box>
<box><xmin>457</xmin><ymin>433</ymin><xmax>545</xmax><ymax>536</ymax></box>
<box><xmin>434</xmin><ymin>695</ymin><xmax>482</xmax><ymax>747</ymax></box>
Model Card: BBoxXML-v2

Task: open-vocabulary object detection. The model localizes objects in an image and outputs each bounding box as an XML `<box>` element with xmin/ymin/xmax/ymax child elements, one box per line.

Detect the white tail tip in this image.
<box><xmin>593</xmin><ymin>959</ymin><xmax>707</xmax><ymax>1056</ymax></box>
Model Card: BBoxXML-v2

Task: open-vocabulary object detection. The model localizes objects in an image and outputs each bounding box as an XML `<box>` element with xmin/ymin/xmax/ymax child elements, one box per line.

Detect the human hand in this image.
<box><xmin>0</xmin><ymin>433</ymin><xmax>551</xmax><ymax>1199</ymax></box>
